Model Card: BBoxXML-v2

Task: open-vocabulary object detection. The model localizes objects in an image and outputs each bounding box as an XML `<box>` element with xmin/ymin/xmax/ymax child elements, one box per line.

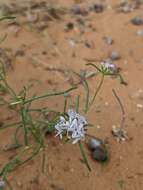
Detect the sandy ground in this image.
<box><xmin>0</xmin><ymin>0</ymin><xmax>143</xmax><ymax>189</ymax></box>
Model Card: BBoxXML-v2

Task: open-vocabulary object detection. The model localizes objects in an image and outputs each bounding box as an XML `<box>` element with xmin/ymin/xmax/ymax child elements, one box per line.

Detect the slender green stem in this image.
<box><xmin>20</xmin><ymin>107</ymin><xmax>28</xmax><ymax>146</ymax></box>
<box><xmin>83</xmin><ymin>80</ymin><xmax>89</xmax><ymax>113</ymax></box>
<box><xmin>117</xmin><ymin>74</ymin><xmax>128</xmax><ymax>86</ymax></box>
<box><xmin>3</xmin><ymin>78</ymin><xmax>17</xmax><ymax>98</ymax></box>
<box><xmin>0</xmin><ymin>16</ymin><xmax>16</xmax><ymax>21</ymax></box>
<box><xmin>75</xmin><ymin>95</ymin><xmax>80</xmax><ymax>113</ymax></box>
<box><xmin>21</xmin><ymin>86</ymin><xmax>77</xmax><ymax>105</ymax></box>
<box><xmin>0</xmin><ymin>33</ymin><xmax>7</xmax><ymax>44</ymax></box>
<box><xmin>90</xmin><ymin>74</ymin><xmax>104</xmax><ymax>105</ymax></box>
<box><xmin>0</xmin><ymin>122</ymin><xmax>21</xmax><ymax>130</ymax></box>
<box><xmin>0</xmin><ymin>97</ymin><xmax>9</xmax><ymax>105</ymax></box>
<box><xmin>41</xmin><ymin>147</ymin><xmax>46</xmax><ymax>173</ymax></box>
<box><xmin>28</xmin><ymin>108</ymin><xmax>57</xmax><ymax>113</ymax></box>
<box><xmin>86</xmin><ymin>63</ymin><xmax>102</xmax><ymax>73</ymax></box>
<box><xmin>19</xmin><ymin>145</ymin><xmax>41</xmax><ymax>166</ymax></box>
<box><xmin>105</xmin><ymin>73</ymin><xmax>127</xmax><ymax>86</ymax></box>
<box><xmin>63</xmin><ymin>96</ymin><xmax>67</xmax><ymax>113</ymax></box>
<box><xmin>78</xmin><ymin>141</ymin><xmax>91</xmax><ymax>171</ymax></box>
<box><xmin>25</xmin><ymin>86</ymin><xmax>77</xmax><ymax>104</ymax></box>
<box><xmin>0</xmin><ymin>145</ymin><xmax>41</xmax><ymax>178</ymax></box>
<box><xmin>14</xmin><ymin>125</ymin><xmax>22</xmax><ymax>145</ymax></box>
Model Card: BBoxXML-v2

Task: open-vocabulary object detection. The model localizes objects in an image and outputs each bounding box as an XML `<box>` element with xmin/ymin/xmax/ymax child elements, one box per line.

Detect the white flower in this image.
<box><xmin>54</xmin><ymin>109</ymin><xmax>87</xmax><ymax>144</ymax></box>
<box><xmin>101</xmin><ymin>60</ymin><xmax>117</xmax><ymax>73</ymax></box>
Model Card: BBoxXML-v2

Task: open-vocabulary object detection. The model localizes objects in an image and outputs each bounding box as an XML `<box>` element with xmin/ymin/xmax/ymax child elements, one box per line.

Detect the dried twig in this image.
<box><xmin>112</xmin><ymin>89</ymin><xmax>125</xmax><ymax>130</ymax></box>
<box><xmin>112</xmin><ymin>89</ymin><xmax>128</xmax><ymax>141</ymax></box>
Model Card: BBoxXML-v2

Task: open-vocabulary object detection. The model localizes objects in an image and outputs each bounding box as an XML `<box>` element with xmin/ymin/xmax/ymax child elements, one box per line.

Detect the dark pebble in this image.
<box><xmin>50</xmin><ymin>184</ymin><xmax>64</xmax><ymax>190</ymax></box>
<box><xmin>71</xmin><ymin>5</ymin><xmax>88</xmax><ymax>16</ymax></box>
<box><xmin>131</xmin><ymin>16</ymin><xmax>143</xmax><ymax>25</ymax></box>
<box><xmin>92</xmin><ymin>4</ymin><xmax>104</xmax><ymax>13</ymax></box>
<box><xmin>71</xmin><ymin>5</ymin><xmax>81</xmax><ymax>14</ymax></box>
<box><xmin>92</xmin><ymin>147</ymin><xmax>108</xmax><ymax>162</ymax></box>
<box><xmin>64</xmin><ymin>22</ymin><xmax>74</xmax><ymax>31</ymax></box>
<box><xmin>88</xmin><ymin>138</ymin><xmax>102</xmax><ymax>151</ymax></box>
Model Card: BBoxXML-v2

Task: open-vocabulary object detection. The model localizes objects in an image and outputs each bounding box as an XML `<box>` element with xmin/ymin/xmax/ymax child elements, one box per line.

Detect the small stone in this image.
<box><xmin>131</xmin><ymin>89</ymin><xmax>143</xmax><ymax>99</ymax></box>
<box><xmin>16</xmin><ymin>181</ymin><xmax>23</xmax><ymax>187</ymax></box>
<box><xmin>137</xmin><ymin>29</ymin><xmax>143</xmax><ymax>37</ymax></box>
<box><xmin>84</xmin><ymin>40</ymin><xmax>94</xmax><ymax>48</ymax></box>
<box><xmin>71</xmin><ymin>5</ymin><xmax>81</xmax><ymax>14</ymax></box>
<box><xmin>92</xmin><ymin>147</ymin><xmax>108</xmax><ymax>162</ymax></box>
<box><xmin>137</xmin><ymin>104</ymin><xmax>143</xmax><ymax>108</ymax></box>
<box><xmin>15</xmin><ymin>50</ymin><xmax>25</xmax><ymax>57</ymax></box>
<box><xmin>71</xmin><ymin>5</ymin><xmax>88</xmax><ymax>16</ymax></box>
<box><xmin>96</xmin><ymin>125</ymin><xmax>101</xmax><ymax>129</ymax></box>
<box><xmin>0</xmin><ymin>121</ymin><xmax>4</xmax><ymax>127</ymax></box>
<box><xmin>50</xmin><ymin>184</ymin><xmax>64</xmax><ymax>190</ymax></box>
<box><xmin>88</xmin><ymin>138</ymin><xmax>102</xmax><ymax>151</ymax></box>
<box><xmin>89</xmin><ymin>3</ymin><xmax>104</xmax><ymax>13</ymax></box>
<box><xmin>118</xmin><ymin>3</ymin><xmax>133</xmax><ymax>13</ymax></box>
<box><xmin>64</xmin><ymin>22</ymin><xmax>74</xmax><ymax>32</ymax></box>
<box><xmin>105</xmin><ymin>102</ymin><xmax>109</xmax><ymax>106</ymax></box>
<box><xmin>103</xmin><ymin>36</ymin><xmax>114</xmax><ymax>45</ymax></box>
<box><xmin>68</xmin><ymin>39</ymin><xmax>76</xmax><ymax>48</ymax></box>
<box><xmin>109</xmin><ymin>51</ymin><xmax>121</xmax><ymax>61</ymax></box>
<box><xmin>117</xmin><ymin>1</ymin><xmax>141</xmax><ymax>13</ymax></box>
<box><xmin>131</xmin><ymin>16</ymin><xmax>143</xmax><ymax>26</ymax></box>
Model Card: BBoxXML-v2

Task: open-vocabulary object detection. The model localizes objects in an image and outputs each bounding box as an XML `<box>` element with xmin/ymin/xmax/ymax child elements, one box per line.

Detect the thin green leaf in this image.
<box><xmin>78</xmin><ymin>141</ymin><xmax>91</xmax><ymax>171</ymax></box>
<box><xmin>0</xmin><ymin>16</ymin><xmax>16</xmax><ymax>21</ymax></box>
<box><xmin>83</xmin><ymin>80</ymin><xmax>89</xmax><ymax>113</ymax></box>
<box><xmin>75</xmin><ymin>95</ymin><xmax>80</xmax><ymax>113</ymax></box>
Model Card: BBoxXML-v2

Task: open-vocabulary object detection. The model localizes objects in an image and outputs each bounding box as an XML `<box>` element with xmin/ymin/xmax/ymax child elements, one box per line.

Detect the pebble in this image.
<box><xmin>84</xmin><ymin>40</ymin><xmax>94</xmax><ymax>48</ymax></box>
<box><xmin>118</xmin><ymin>5</ymin><xmax>133</xmax><ymax>13</ymax></box>
<box><xmin>131</xmin><ymin>89</ymin><xmax>143</xmax><ymax>99</ymax></box>
<box><xmin>136</xmin><ymin>29</ymin><xmax>143</xmax><ymax>37</ymax></box>
<box><xmin>92</xmin><ymin>147</ymin><xmax>108</xmax><ymax>162</ymax></box>
<box><xmin>105</xmin><ymin>102</ymin><xmax>109</xmax><ymax>106</ymax></box>
<box><xmin>137</xmin><ymin>104</ymin><xmax>143</xmax><ymax>108</ymax></box>
<box><xmin>50</xmin><ymin>184</ymin><xmax>64</xmax><ymax>190</ymax></box>
<box><xmin>88</xmin><ymin>138</ymin><xmax>102</xmax><ymax>151</ymax></box>
<box><xmin>89</xmin><ymin>3</ymin><xmax>104</xmax><ymax>13</ymax></box>
<box><xmin>96</xmin><ymin>125</ymin><xmax>101</xmax><ymax>129</ymax></box>
<box><xmin>131</xmin><ymin>16</ymin><xmax>143</xmax><ymax>26</ymax></box>
<box><xmin>71</xmin><ymin>5</ymin><xmax>88</xmax><ymax>16</ymax></box>
<box><xmin>109</xmin><ymin>51</ymin><xmax>121</xmax><ymax>61</ymax></box>
<box><xmin>71</xmin><ymin>5</ymin><xmax>81</xmax><ymax>14</ymax></box>
<box><xmin>16</xmin><ymin>181</ymin><xmax>23</xmax><ymax>187</ymax></box>
<box><xmin>64</xmin><ymin>22</ymin><xmax>74</xmax><ymax>32</ymax></box>
<box><xmin>103</xmin><ymin>36</ymin><xmax>114</xmax><ymax>45</ymax></box>
<box><xmin>68</xmin><ymin>39</ymin><xmax>76</xmax><ymax>48</ymax></box>
<box><xmin>88</xmin><ymin>138</ymin><xmax>108</xmax><ymax>162</ymax></box>
<box><xmin>117</xmin><ymin>2</ymin><xmax>141</xmax><ymax>13</ymax></box>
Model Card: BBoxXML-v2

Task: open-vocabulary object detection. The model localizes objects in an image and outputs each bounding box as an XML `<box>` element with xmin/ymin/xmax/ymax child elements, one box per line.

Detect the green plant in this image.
<box><xmin>0</xmin><ymin>16</ymin><xmax>127</xmax><ymax>189</ymax></box>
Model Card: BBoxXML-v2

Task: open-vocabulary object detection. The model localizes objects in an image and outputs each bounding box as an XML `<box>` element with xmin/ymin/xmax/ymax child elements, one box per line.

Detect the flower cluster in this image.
<box><xmin>100</xmin><ymin>60</ymin><xmax>117</xmax><ymax>74</ymax></box>
<box><xmin>54</xmin><ymin>109</ymin><xmax>87</xmax><ymax>144</ymax></box>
